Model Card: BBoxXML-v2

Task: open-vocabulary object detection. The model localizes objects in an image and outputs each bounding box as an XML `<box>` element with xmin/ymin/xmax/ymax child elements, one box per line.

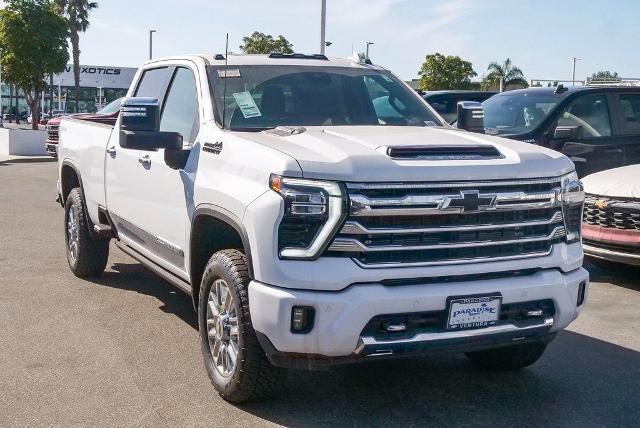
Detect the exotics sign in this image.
<box><xmin>52</xmin><ymin>64</ymin><xmax>137</xmax><ymax>89</ymax></box>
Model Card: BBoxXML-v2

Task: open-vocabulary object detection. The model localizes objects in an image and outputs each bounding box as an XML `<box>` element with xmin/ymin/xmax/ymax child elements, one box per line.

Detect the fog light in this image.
<box><xmin>291</xmin><ymin>306</ymin><xmax>315</xmax><ymax>334</ymax></box>
<box><xmin>577</xmin><ymin>281</ymin><xmax>586</xmax><ymax>306</ymax></box>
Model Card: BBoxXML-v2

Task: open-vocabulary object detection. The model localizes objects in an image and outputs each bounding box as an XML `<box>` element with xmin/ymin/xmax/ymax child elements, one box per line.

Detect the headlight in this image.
<box><xmin>270</xmin><ymin>174</ymin><xmax>346</xmax><ymax>260</ymax></box>
<box><xmin>559</xmin><ymin>171</ymin><xmax>584</xmax><ymax>244</ymax></box>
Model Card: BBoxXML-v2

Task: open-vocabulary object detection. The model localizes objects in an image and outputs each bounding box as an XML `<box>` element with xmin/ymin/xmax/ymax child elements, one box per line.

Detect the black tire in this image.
<box><xmin>465</xmin><ymin>341</ymin><xmax>548</xmax><ymax>371</ymax></box>
<box><xmin>198</xmin><ymin>249</ymin><xmax>286</xmax><ymax>403</ymax></box>
<box><xmin>64</xmin><ymin>188</ymin><xmax>109</xmax><ymax>277</ymax></box>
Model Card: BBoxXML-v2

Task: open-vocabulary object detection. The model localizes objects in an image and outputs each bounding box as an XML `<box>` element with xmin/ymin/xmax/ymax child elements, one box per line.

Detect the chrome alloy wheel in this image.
<box><xmin>67</xmin><ymin>207</ymin><xmax>79</xmax><ymax>263</ymax></box>
<box><xmin>206</xmin><ymin>279</ymin><xmax>239</xmax><ymax>377</ymax></box>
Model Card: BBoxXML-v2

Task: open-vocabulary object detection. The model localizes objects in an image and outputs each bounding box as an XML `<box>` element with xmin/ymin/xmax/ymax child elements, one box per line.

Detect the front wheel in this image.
<box><xmin>198</xmin><ymin>249</ymin><xmax>286</xmax><ymax>403</ymax></box>
<box><xmin>465</xmin><ymin>341</ymin><xmax>548</xmax><ymax>371</ymax></box>
<box><xmin>64</xmin><ymin>188</ymin><xmax>109</xmax><ymax>277</ymax></box>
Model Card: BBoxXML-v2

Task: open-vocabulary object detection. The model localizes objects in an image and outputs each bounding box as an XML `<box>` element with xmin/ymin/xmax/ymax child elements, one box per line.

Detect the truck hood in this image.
<box><xmin>238</xmin><ymin>126</ymin><xmax>574</xmax><ymax>181</ymax></box>
<box><xmin>582</xmin><ymin>164</ymin><xmax>640</xmax><ymax>199</ymax></box>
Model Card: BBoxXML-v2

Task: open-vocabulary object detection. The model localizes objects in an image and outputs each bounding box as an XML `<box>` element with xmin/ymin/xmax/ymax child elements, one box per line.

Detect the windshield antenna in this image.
<box><xmin>222</xmin><ymin>33</ymin><xmax>229</xmax><ymax>130</ymax></box>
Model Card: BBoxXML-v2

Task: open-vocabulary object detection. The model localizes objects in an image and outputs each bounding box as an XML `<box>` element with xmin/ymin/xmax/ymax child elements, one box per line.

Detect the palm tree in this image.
<box><xmin>55</xmin><ymin>0</ymin><xmax>98</xmax><ymax>112</ymax></box>
<box><xmin>484</xmin><ymin>58</ymin><xmax>527</xmax><ymax>92</ymax></box>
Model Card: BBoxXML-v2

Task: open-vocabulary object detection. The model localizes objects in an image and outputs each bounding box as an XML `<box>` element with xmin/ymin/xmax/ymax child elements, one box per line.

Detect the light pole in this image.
<box><xmin>149</xmin><ymin>29</ymin><xmax>157</xmax><ymax>60</ymax></box>
<box><xmin>365</xmin><ymin>41</ymin><xmax>374</xmax><ymax>60</ymax></box>
<box><xmin>320</xmin><ymin>0</ymin><xmax>326</xmax><ymax>54</ymax></box>
<box><xmin>0</xmin><ymin>48</ymin><xmax>3</xmax><ymax>128</ymax></box>
<box><xmin>58</xmin><ymin>79</ymin><xmax>63</xmax><ymax>111</ymax></box>
<box><xmin>572</xmin><ymin>57</ymin><xmax>581</xmax><ymax>86</ymax></box>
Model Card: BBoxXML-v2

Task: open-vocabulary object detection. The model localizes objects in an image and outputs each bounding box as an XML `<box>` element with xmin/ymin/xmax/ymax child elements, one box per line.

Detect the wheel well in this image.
<box><xmin>190</xmin><ymin>215</ymin><xmax>246</xmax><ymax>306</ymax></box>
<box><xmin>61</xmin><ymin>164</ymin><xmax>80</xmax><ymax>203</ymax></box>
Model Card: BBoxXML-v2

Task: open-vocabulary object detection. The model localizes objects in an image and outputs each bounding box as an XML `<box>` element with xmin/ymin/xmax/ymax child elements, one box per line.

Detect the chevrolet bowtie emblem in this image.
<box><xmin>444</xmin><ymin>191</ymin><xmax>496</xmax><ymax>212</ymax></box>
<box><xmin>594</xmin><ymin>199</ymin><xmax>609</xmax><ymax>209</ymax></box>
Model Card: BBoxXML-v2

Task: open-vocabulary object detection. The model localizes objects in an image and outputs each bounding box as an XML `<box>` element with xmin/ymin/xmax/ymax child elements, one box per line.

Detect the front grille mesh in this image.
<box><xmin>328</xmin><ymin>178</ymin><xmax>565</xmax><ymax>267</ymax></box>
<box><xmin>583</xmin><ymin>194</ymin><xmax>640</xmax><ymax>230</ymax></box>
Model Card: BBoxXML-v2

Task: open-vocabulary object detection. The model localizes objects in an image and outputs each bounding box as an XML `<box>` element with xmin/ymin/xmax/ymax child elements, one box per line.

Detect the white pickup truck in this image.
<box><xmin>57</xmin><ymin>53</ymin><xmax>589</xmax><ymax>402</ymax></box>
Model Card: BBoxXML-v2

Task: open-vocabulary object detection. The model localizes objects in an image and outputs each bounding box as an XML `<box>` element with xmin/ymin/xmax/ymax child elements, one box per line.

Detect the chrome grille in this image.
<box><xmin>328</xmin><ymin>178</ymin><xmax>565</xmax><ymax>267</ymax></box>
<box><xmin>583</xmin><ymin>194</ymin><xmax>640</xmax><ymax>230</ymax></box>
<box><xmin>46</xmin><ymin>124</ymin><xmax>59</xmax><ymax>142</ymax></box>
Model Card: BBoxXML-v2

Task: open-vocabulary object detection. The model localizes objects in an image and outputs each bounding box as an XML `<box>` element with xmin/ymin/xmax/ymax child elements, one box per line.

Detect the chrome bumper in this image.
<box><xmin>584</xmin><ymin>243</ymin><xmax>640</xmax><ymax>266</ymax></box>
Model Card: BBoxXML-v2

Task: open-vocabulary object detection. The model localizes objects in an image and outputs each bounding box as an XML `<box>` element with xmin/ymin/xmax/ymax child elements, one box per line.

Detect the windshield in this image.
<box><xmin>482</xmin><ymin>92</ymin><xmax>562</xmax><ymax>135</ymax></box>
<box><xmin>97</xmin><ymin>98</ymin><xmax>122</xmax><ymax>115</ymax></box>
<box><xmin>207</xmin><ymin>65</ymin><xmax>441</xmax><ymax>130</ymax></box>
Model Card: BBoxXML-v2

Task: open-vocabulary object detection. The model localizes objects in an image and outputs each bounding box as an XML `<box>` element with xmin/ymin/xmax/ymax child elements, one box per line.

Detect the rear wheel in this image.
<box><xmin>64</xmin><ymin>188</ymin><xmax>109</xmax><ymax>277</ymax></box>
<box><xmin>198</xmin><ymin>249</ymin><xmax>285</xmax><ymax>403</ymax></box>
<box><xmin>465</xmin><ymin>341</ymin><xmax>548</xmax><ymax>371</ymax></box>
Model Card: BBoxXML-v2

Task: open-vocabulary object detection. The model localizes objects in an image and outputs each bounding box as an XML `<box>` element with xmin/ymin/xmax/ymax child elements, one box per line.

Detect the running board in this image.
<box><xmin>115</xmin><ymin>241</ymin><xmax>192</xmax><ymax>296</ymax></box>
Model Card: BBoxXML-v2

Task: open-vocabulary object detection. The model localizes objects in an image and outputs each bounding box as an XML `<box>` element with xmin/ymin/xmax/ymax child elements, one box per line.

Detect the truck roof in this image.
<box><xmin>144</xmin><ymin>53</ymin><xmax>387</xmax><ymax>71</ymax></box>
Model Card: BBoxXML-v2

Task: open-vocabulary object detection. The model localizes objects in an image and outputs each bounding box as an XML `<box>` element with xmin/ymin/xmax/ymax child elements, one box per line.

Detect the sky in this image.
<box><xmin>11</xmin><ymin>0</ymin><xmax>640</xmax><ymax>81</ymax></box>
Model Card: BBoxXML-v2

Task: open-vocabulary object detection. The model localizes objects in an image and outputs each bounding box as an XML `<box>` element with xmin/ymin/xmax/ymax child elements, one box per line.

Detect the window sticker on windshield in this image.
<box><xmin>232</xmin><ymin>91</ymin><xmax>262</xmax><ymax>118</ymax></box>
<box><xmin>424</xmin><ymin>121</ymin><xmax>437</xmax><ymax>127</ymax></box>
<box><xmin>217</xmin><ymin>68</ymin><xmax>241</xmax><ymax>78</ymax></box>
<box><xmin>381</xmin><ymin>74</ymin><xmax>394</xmax><ymax>82</ymax></box>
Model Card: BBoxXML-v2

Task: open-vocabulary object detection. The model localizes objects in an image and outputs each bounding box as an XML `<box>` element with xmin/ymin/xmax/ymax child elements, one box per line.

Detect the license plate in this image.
<box><xmin>447</xmin><ymin>295</ymin><xmax>501</xmax><ymax>330</ymax></box>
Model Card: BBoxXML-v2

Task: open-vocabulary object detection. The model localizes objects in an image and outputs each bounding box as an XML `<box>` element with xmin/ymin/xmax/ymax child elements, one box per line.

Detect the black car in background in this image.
<box><xmin>481</xmin><ymin>85</ymin><xmax>640</xmax><ymax>177</ymax></box>
<box><xmin>424</xmin><ymin>90</ymin><xmax>497</xmax><ymax>123</ymax></box>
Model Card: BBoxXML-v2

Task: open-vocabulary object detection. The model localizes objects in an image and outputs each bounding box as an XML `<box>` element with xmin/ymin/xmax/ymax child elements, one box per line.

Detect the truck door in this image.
<box><xmin>105</xmin><ymin>66</ymin><xmax>180</xmax><ymax>271</ymax></box>
<box><xmin>547</xmin><ymin>93</ymin><xmax>622</xmax><ymax>177</ymax></box>
<box><xmin>612</xmin><ymin>92</ymin><xmax>640</xmax><ymax>167</ymax></box>
<box><xmin>130</xmin><ymin>65</ymin><xmax>201</xmax><ymax>279</ymax></box>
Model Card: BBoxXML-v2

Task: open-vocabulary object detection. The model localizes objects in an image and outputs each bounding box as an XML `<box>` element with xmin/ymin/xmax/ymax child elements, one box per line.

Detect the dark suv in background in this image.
<box><xmin>424</xmin><ymin>90</ymin><xmax>496</xmax><ymax>123</ymax></box>
<box><xmin>481</xmin><ymin>85</ymin><xmax>640</xmax><ymax>177</ymax></box>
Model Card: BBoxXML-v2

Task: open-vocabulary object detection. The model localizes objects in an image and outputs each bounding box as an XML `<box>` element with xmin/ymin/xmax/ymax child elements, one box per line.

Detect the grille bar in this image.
<box><xmin>340</xmin><ymin>211</ymin><xmax>563</xmax><ymax>235</ymax></box>
<box><xmin>329</xmin><ymin>226</ymin><xmax>565</xmax><ymax>252</ymax></box>
<box><xmin>350</xmin><ymin>190</ymin><xmax>559</xmax><ymax>217</ymax></box>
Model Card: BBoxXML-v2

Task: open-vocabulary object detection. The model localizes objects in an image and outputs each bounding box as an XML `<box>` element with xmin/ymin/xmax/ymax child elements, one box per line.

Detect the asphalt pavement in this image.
<box><xmin>1</xmin><ymin>158</ymin><xmax>639</xmax><ymax>427</ymax></box>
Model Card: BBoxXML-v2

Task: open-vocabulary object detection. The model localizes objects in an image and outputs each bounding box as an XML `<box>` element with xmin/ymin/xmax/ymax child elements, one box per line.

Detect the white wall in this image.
<box><xmin>0</xmin><ymin>128</ymin><xmax>46</xmax><ymax>156</ymax></box>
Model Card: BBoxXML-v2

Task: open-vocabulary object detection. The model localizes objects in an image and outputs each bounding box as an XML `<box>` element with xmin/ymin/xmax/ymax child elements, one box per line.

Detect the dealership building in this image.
<box><xmin>1</xmin><ymin>64</ymin><xmax>137</xmax><ymax>115</ymax></box>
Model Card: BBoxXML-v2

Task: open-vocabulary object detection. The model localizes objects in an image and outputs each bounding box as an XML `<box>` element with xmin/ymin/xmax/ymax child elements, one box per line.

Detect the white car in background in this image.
<box><xmin>582</xmin><ymin>165</ymin><xmax>640</xmax><ymax>267</ymax></box>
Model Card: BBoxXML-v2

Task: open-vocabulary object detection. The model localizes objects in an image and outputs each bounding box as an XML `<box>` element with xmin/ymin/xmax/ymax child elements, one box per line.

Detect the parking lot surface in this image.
<box><xmin>1</xmin><ymin>159</ymin><xmax>639</xmax><ymax>427</ymax></box>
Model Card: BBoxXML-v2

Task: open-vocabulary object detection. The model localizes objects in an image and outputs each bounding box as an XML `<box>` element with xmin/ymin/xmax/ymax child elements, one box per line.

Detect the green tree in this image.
<box><xmin>239</xmin><ymin>31</ymin><xmax>293</xmax><ymax>54</ymax></box>
<box><xmin>591</xmin><ymin>70</ymin><xmax>619</xmax><ymax>80</ymax></box>
<box><xmin>418</xmin><ymin>53</ymin><xmax>477</xmax><ymax>91</ymax></box>
<box><xmin>54</xmin><ymin>0</ymin><xmax>97</xmax><ymax>112</ymax></box>
<box><xmin>484</xmin><ymin>58</ymin><xmax>527</xmax><ymax>91</ymax></box>
<box><xmin>0</xmin><ymin>0</ymin><xmax>69</xmax><ymax>129</ymax></box>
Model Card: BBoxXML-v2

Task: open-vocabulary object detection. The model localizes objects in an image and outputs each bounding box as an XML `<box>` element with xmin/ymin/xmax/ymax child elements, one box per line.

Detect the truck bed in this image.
<box><xmin>58</xmin><ymin>117</ymin><xmax>115</xmax><ymax>225</ymax></box>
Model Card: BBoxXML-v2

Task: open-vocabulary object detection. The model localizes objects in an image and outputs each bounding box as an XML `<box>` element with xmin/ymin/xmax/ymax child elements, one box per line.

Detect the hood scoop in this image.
<box><xmin>386</xmin><ymin>145</ymin><xmax>504</xmax><ymax>161</ymax></box>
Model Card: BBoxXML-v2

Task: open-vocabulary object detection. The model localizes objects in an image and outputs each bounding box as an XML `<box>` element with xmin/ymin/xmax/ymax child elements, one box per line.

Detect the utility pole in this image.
<box><xmin>149</xmin><ymin>29</ymin><xmax>156</xmax><ymax>60</ymax></box>
<box><xmin>572</xmin><ymin>57</ymin><xmax>581</xmax><ymax>86</ymax></box>
<box><xmin>365</xmin><ymin>41</ymin><xmax>374</xmax><ymax>60</ymax></box>
<box><xmin>320</xmin><ymin>0</ymin><xmax>326</xmax><ymax>55</ymax></box>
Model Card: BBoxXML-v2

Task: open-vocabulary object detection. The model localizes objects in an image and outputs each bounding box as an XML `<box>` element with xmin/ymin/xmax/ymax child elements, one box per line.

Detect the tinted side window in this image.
<box><xmin>557</xmin><ymin>94</ymin><xmax>611</xmax><ymax>138</ymax></box>
<box><xmin>160</xmin><ymin>67</ymin><xmax>199</xmax><ymax>143</ymax></box>
<box><xmin>134</xmin><ymin>67</ymin><xmax>170</xmax><ymax>98</ymax></box>
<box><xmin>618</xmin><ymin>94</ymin><xmax>640</xmax><ymax>135</ymax></box>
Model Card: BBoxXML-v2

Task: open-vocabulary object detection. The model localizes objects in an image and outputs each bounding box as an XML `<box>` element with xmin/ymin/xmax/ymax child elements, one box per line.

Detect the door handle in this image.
<box><xmin>106</xmin><ymin>146</ymin><xmax>116</xmax><ymax>156</ymax></box>
<box><xmin>138</xmin><ymin>154</ymin><xmax>151</xmax><ymax>167</ymax></box>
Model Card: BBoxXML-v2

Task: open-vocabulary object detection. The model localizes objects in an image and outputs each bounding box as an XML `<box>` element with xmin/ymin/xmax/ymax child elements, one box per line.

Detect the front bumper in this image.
<box><xmin>583</xmin><ymin>224</ymin><xmax>640</xmax><ymax>266</ymax></box>
<box><xmin>584</xmin><ymin>243</ymin><xmax>640</xmax><ymax>266</ymax></box>
<box><xmin>249</xmin><ymin>267</ymin><xmax>589</xmax><ymax>364</ymax></box>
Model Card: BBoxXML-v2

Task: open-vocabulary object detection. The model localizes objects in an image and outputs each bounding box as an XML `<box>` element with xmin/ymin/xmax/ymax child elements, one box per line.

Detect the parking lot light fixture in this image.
<box><xmin>365</xmin><ymin>41</ymin><xmax>374</xmax><ymax>60</ymax></box>
<box><xmin>149</xmin><ymin>30</ymin><xmax>157</xmax><ymax>60</ymax></box>
<box><xmin>572</xmin><ymin>57</ymin><xmax>582</xmax><ymax>86</ymax></box>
